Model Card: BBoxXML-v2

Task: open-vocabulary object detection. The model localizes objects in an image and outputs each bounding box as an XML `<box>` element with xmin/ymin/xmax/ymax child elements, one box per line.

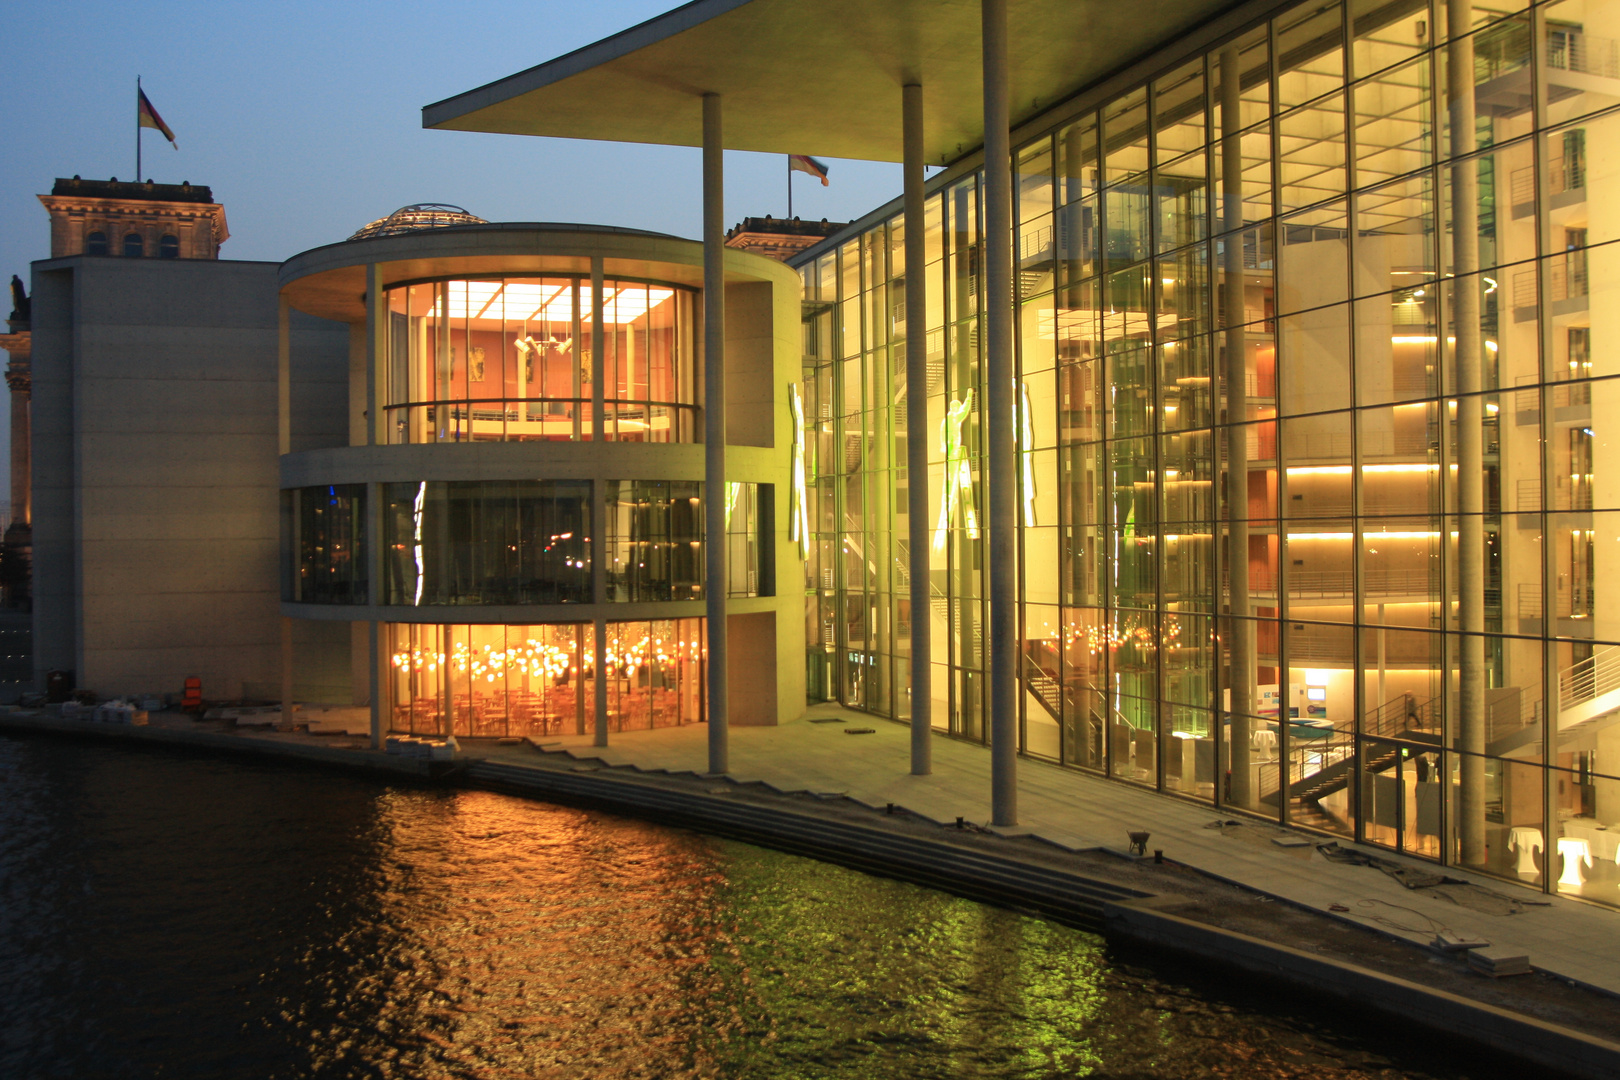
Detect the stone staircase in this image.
<box><xmin>464</xmin><ymin>756</ymin><xmax>1147</xmax><ymax>927</ymax></box>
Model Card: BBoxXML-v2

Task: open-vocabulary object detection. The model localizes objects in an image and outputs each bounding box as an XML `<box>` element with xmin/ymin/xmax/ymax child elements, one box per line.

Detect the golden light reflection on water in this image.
<box><xmin>271</xmin><ymin>789</ymin><xmax>1461</xmax><ymax>1080</ymax></box>
<box><xmin>0</xmin><ymin>739</ymin><xmax>1486</xmax><ymax>1080</ymax></box>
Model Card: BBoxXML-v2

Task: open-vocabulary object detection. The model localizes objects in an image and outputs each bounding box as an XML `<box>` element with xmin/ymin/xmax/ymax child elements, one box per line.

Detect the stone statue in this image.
<box><xmin>8</xmin><ymin>276</ymin><xmax>27</xmax><ymax>324</ymax></box>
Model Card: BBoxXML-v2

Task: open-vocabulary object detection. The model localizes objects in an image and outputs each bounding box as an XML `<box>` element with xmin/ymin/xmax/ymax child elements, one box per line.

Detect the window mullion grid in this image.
<box><xmin>1269</xmin><ymin>9</ymin><xmax>1290</xmax><ymax>827</ymax></box>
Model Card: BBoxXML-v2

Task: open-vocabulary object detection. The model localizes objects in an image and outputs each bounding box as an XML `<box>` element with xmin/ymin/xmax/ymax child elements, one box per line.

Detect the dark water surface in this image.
<box><xmin>0</xmin><ymin>735</ymin><xmax>1505</xmax><ymax>1079</ymax></box>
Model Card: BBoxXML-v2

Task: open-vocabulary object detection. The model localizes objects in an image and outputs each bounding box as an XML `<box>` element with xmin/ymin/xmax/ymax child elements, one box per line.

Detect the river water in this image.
<box><xmin>0</xmin><ymin>734</ymin><xmax>1507</xmax><ymax>1079</ymax></box>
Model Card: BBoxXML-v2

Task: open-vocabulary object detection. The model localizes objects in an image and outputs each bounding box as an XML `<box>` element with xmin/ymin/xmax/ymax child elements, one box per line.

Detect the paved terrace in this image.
<box><xmin>542</xmin><ymin>702</ymin><xmax>1620</xmax><ymax>999</ymax></box>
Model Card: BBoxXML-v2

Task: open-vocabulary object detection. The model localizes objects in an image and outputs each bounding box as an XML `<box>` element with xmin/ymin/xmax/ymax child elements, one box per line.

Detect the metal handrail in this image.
<box><xmin>1364</xmin><ymin>694</ymin><xmax>1440</xmax><ymax>739</ymax></box>
<box><xmin>1560</xmin><ymin>644</ymin><xmax>1620</xmax><ymax>710</ymax></box>
<box><xmin>384</xmin><ymin>396</ymin><xmax>697</xmax><ymax>413</ymax></box>
<box><xmin>385</xmin><ymin>395</ymin><xmax>699</xmax><ymax>443</ymax></box>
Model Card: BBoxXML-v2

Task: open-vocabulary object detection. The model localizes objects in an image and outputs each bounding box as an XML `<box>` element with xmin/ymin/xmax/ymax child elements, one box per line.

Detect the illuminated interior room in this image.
<box><xmin>277</xmin><ymin>218</ymin><xmax>806</xmax><ymax>742</ymax></box>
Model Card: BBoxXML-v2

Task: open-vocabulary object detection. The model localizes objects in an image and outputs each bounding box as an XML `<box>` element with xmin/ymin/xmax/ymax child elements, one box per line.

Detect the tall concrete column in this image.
<box><xmin>280</xmin><ymin>616</ymin><xmax>294</xmax><ymax>733</ymax></box>
<box><xmin>368</xmin><ymin>620</ymin><xmax>382</xmax><ymax>750</ymax></box>
<box><xmin>277</xmin><ymin>296</ymin><xmax>291</xmax><ymax>457</ymax></box>
<box><xmin>703</xmin><ymin>91</ymin><xmax>729</xmax><ymax>775</ymax></box>
<box><xmin>359</xmin><ymin>275</ymin><xmax>383</xmax><ymax>748</ymax></box>
<box><xmin>1449</xmin><ymin>1</ymin><xmax>1487</xmax><ymax>865</ymax></box>
<box><xmin>591</xmin><ymin>259</ymin><xmax>605</xmax><ymax>443</ymax></box>
<box><xmin>1220</xmin><ymin>47</ymin><xmax>1255</xmax><ymax>808</ymax></box>
<box><xmin>367</xmin><ymin>479</ymin><xmax>385</xmax><ymax>748</ymax></box>
<box><xmin>6</xmin><ymin>367</ymin><xmax>27</xmax><ymax>529</ymax></box>
<box><xmin>904</xmin><ymin>82</ymin><xmax>933</xmax><ymax>776</ymax></box>
<box><xmin>276</xmin><ymin>296</ymin><xmax>295</xmax><ymax>737</ymax></box>
<box><xmin>592</xmin><ymin>259</ymin><xmax>608</xmax><ymax>747</ymax></box>
<box><xmin>365</xmin><ymin>264</ymin><xmax>384</xmax><ymax>447</ymax></box>
<box><xmin>594</xmin><ymin>617</ymin><xmax>608</xmax><ymax>747</ymax></box>
<box><xmin>982</xmin><ymin>0</ymin><xmax>1017</xmax><ymax>826</ymax></box>
<box><xmin>573</xmin><ymin>278</ymin><xmax>585</xmax><ymax>442</ymax></box>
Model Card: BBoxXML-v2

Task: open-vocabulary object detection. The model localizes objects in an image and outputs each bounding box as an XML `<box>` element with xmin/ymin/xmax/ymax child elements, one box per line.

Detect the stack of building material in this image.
<box><xmin>1468</xmin><ymin>947</ymin><xmax>1531</xmax><ymax>977</ymax></box>
<box><xmin>91</xmin><ymin>700</ymin><xmax>149</xmax><ymax>724</ymax></box>
<box><xmin>385</xmin><ymin>735</ymin><xmax>456</xmax><ymax>761</ymax></box>
<box><xmin>202</xmin><ymin>705</ymin><xmax>280</xmax><ymax>726</ymax></box>
<box><xmin>301</xmin><ymin>706</ymin><xmax>370</xmax><ymax>736</ymax></box>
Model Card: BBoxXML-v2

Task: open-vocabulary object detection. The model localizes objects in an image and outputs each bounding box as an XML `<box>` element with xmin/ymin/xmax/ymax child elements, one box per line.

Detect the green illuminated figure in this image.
<box><xmin>934</xmin><ymin>390</ymin><xmax>979</xmax><ymax>551</ymax></box>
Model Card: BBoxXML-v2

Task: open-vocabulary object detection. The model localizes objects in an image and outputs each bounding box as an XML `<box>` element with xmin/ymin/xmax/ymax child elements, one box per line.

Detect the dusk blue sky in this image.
<box><xmin>0</xmin><ymin>0</ymin><xmax>915</xmax><ymax>506</ymax></box>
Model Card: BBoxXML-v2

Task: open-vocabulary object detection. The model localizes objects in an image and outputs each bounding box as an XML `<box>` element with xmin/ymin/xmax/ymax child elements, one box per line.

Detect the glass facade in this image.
<box><xmin>383</xmin><ymin>276</ymin><xmax>697</xmax><ymax>444</ymax></box>
<box><xmin>290</xmin><ymin>485</ymin><xmax>367</xmax><ymax>604</ymax></box>
<box><xmin>604</xmin><ymin>480</ymin><xmax>770</xmax><ymax>601</ymax></box>
<box><xmin>388</xmin><ymin>619</ymin><xmax>705</xmax><ymax>736</ymax></box>
<box><xmin>287</xmin><ymin>480</ymin><xmax>767</xmax><ymax>608</ymax></box>
<box><xmin>799</xmin><ymin>0</ymin><xmax>1620</xmax><ymax>908</ymax></box>
<box><xmin>382</xmin><ymin>480</ymin><xmax>593</xmax><ymax>606</ymax></box>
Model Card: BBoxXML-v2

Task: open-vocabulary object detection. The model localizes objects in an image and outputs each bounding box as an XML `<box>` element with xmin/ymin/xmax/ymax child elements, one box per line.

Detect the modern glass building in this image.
<box><xmin>789</xmin><ymin>0</ymin><xmax>1620</xmax><ymax>908</ymax></box>
<box><xmin>276</xmin><ymin>222</ymin><xmax>806</xmax><ymax>742</ymax></box>
<box><xmin>422</xmin><ymin>0</ymin><xmax>1620</xmax><ymax>910</ymax></box>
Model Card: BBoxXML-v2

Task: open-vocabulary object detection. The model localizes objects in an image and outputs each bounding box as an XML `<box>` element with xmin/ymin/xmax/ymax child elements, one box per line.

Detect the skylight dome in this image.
<box><xmin>349</xmin><ymin>203</ymin><xmax>486</xmax><ymax>240</ymax></box>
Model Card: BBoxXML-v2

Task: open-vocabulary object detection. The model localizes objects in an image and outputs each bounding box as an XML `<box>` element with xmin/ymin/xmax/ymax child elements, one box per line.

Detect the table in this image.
<box><xmin>1507</xmin><ymin>826</ymin><xmax>1543</xmax><ymax>875</ymax></box>
<box><xmin>1251</xmin><ymin>728</ymin><xmax>1277</xmax><ymax>760</ymax></box>
<box><xmin>1557</xmin><ymin>837</ymin><xmax>1593</xmax><ymax>888</ymax></box>
<box><xmin>1561</xmin><ymin>820</ymin><xmax>1620</xmax><ymax>864</ymax></box>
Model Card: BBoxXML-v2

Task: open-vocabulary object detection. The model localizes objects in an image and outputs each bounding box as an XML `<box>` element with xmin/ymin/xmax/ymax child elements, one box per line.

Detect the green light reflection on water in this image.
<box><xmin>687</xmin><ymin>841</ymin><xmax>1110</xmax><ymax>1079</ymax></box>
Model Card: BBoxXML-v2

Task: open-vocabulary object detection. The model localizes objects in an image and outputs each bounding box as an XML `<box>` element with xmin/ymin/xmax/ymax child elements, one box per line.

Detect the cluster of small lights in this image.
<box><xmin>391</xmin><ymin>639</ymin><xmax>577</xmax><ymax>684</ymax></box>
<box><xmin>1059</xmin><ymin>616</ymin><xmax>1185</xmax><ymax>658</ymax></box>
<box><xmin>391</xmin><ymin>631</ymin><xmax>705</xmax><ymax>684</ymax></box>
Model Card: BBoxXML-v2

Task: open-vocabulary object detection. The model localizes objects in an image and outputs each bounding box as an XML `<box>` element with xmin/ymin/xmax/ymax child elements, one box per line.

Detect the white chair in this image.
<box><xmin>1557</xmin><ymin>836</ymin><xmax>1593</xmax><ymax>888</ymax></box>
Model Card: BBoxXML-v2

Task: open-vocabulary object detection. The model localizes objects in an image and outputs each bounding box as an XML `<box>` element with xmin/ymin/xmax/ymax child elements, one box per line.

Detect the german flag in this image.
<box><xmin>789</xmin><ymin>154</ymin><xmax>829</xmax><ymax>186</ymax></box>
<box><xmin>138</xmin><ymin>88</ymin><xmax>177</xmax><ymax>148</ymax></box>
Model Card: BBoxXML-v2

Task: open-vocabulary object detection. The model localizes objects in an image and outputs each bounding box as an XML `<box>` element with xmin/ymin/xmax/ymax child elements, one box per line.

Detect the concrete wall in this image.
<box><xmin>288</xmin><ymin>311</ymin><xmax>350</xmax><ymax>454</ymax></box>
<box><xmin>726</xmin><ymin>281</ymin><xmax>776</xmax><ymax>449</ymax></box>
<box><xmin>293</xmin><ymin>618</ymin><xmax>352</xmax><ymax>703</ymax></box>
<box><xmin>30</xmin><ymin>266</ymin><xmax>77</xmax><ymax>682</ymax></box>
<box><xmin>29</xmin><ymin>255</ymin><xmax>348</xmax><ymax>700</ymax></box>
<box><xmin>729</xmin><ymin>610</ymin><xmax>777</xmax><ymax>724</ymax></box>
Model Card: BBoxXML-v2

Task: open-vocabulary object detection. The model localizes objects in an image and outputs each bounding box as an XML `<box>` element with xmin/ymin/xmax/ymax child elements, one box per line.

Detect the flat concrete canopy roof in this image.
<box><xmin>423</xmin><ymin>0</ymin><xmax>1232</xmax><ymax>164</ymax></box>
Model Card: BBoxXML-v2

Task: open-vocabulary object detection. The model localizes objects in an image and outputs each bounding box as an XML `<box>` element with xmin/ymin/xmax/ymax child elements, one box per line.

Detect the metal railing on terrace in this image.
<box><xmin>385</xmin><ymin>396</ymin><xmax>698</xmax><ymax>444</ymax></box>
<box><xmin>1549</xmin><ymin>30</ymin><xmax>1620</xmax><ymax>79</ymax></box>
<box><xmin>1510</xmin><ymin>156</ymin><xmax>1583</xmax><ymax>207</ymax></box>
<box><xmin>1513</xmin><ymin>259</ymin><xmax>1589</xmax><ymax>309</ymax></box>
<box><xmin>1560</xmin><ymin>645</ymin><xmax>1620</xmax><ymax>711</ymax></box>
<box><xmin>1518</xmin><ymin>581</ymin><xmax>1594</xmax><ymax>620</ymax></box>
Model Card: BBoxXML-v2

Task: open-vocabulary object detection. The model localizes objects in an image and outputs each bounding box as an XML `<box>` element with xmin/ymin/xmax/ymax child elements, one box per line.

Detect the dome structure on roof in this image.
<box><xmin>349</xmin><ymin>203</ymin><xmax>486</xmax><ymax>241</ymax></box>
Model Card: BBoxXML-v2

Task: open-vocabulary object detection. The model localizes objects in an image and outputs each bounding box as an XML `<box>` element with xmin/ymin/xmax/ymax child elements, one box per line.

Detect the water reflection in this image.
<box><xmin>0</xmin><ymin>736</ymin><xmax>1488</xmax><ymax>1078</ymax></box>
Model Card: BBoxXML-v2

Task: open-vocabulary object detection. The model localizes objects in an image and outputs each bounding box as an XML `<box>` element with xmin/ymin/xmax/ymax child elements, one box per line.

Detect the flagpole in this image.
<box><xmin>786</xmin><ymin>155</ymin><xmax>793</xmax><ymax>219</ymax></box>
<box><xmin>136</xmin><ymin>76</ymin><xmax>142</xmax><ymax>183</ymax></box>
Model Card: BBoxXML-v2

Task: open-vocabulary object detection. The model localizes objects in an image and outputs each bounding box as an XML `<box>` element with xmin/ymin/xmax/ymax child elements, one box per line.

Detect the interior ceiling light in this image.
<box><xmin>438</xmin><ymin>281</ymin><xmax>675</xmax><ymax>324</ymax></box>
